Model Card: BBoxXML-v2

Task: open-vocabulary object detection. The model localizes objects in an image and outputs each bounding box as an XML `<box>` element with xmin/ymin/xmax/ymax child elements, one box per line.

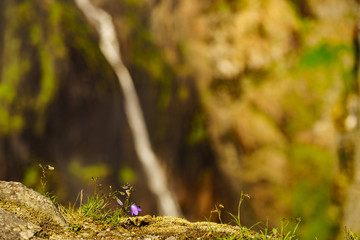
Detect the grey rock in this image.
<box><xmin>0</xmin><ymin>181</ymin><xmax>68</xmax><ymax>228</ymax></box>
<box><xmin>0</xmin><ymin>207</ymin><xmax>42</xmax><ymax>240</ymax></box>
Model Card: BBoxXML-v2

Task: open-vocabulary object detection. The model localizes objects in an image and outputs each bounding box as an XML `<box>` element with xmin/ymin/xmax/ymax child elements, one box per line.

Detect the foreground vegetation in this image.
<box><xmin>36</xmin><ymin>164</ymin><xmax>360</xmax><ymax>239</ymax></box>
<box><xmin>59</xmin><ymin>189</ymin><xmax>302</xmax><ymax>239</ymax></box>
<box><xmin>37</xmin><ymin>164</ymin><xmax>304</xmax><ymax>239</ymax></box>
<box><xmin>35</xmin><ymin>163</ymin><xmax>360</xmax><ymax>239</ymax></box>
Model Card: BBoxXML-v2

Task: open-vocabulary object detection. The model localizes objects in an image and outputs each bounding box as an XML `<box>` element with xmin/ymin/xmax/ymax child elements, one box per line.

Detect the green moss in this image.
<box><xmin>37</xmin><ymin>47</ymin><xmax>56</xmax><ymax>108</ymax></box>
<box><xmin>297</xmin><ymin>43</ymin><xmax>350</xmax><ymax>70</ymax></box>
<box><xmin>0</xmin><ymin>199</ymin><xmax>63</xmax><ymax>232</ymax></box>
<box><xmin>0</xmin><ymin>4</ymin><xmax>31</xmax><ymax>134</ymax></box>
<box><xmin>290</xmin><ymin>144</ymin><xmax>334</xmax><ymax>181</ymax></box>
<box><xmin>0</xmin><ymin>109</ymin><xmax>23</xmax><ymax>134</ymax></box>
<box><xmin>35</xmin><ymin>1</ymin><xmax>67</xmax><ymax>112</ymax></box>
<box><xmin>0</xmin><ymin>0</ymin><xmax>70</xmax><ymax>135</ymax></box>
<box><xmin>23</xmin><ymin>164</ymin><xmax>41</xmax><ymax>188</ymax></box>
<box><xmin>118</xmin><ymin>166</ymin><xmax>136</xmax><ymax>184</ymax></box>
<box><xmin>68</xmin><ymin>160</ymin><xmax>109</xmax><ymax>182</ymax></box>
<box><xmin>187</xmin><ymin>111</ymin><xmax>208</xmax><ymax>145</ymax></box>
<box><xmin>0</xmin><ymin>0</ymin><xmax>118</xmax><ymax>135</ymax></box>
<box><xmin>205</xmin><ymin>0</ymin><xmax>245</xmax><ymax>13</ymax></box>
<box><xmin>282</xmin><ymin>42</ymin><xmax>353</xmax><ymax>138</ymax></box>
<box><xmin>289</xmin><ymin>144</ymin><xmax>336</xmax><ymax>239</ymax></box>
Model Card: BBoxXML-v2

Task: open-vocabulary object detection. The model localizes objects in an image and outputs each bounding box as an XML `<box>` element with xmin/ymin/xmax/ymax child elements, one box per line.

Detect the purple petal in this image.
<box><xmin>130</xmin><ymin>204</ymin><xmax>142</xmax><ymax>216</ymax></box>
<box><xmin>116</xmin><ymin>198</ymin><xmax>123</xmax><ymax>206</ymax></box>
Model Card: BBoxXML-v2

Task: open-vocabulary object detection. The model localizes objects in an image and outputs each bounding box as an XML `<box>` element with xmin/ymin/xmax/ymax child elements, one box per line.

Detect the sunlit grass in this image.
<box><xmin>38</xmin><ymin>164</ymin><xmax>58</xmax><ymax>205</ymax></box>
<box><xmin>206</xmin><ymin>192</ymin><xmax>301</xmax><ymax>240</ymax></box>
<box><xmin>60</xmin><ymin>179</ymin><xmax>138</xmax><ymax>231</ymax></box>
<box><xmin>39</xmin><ymin>164</ymin><xmax>138</xmax><ymax>231</ymax></box>
<box><xmin>345</xmin><ymin>227</ymin><xmax>360</xmax><ymax>240</ymax></box>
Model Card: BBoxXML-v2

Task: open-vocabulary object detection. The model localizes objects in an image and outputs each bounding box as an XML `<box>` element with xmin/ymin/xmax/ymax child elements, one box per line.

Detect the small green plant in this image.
<box><xmin>208</xmin><ymin>203</ymin><xmax>225</xmax><ymax>224</ymax></box>
<box><xmin>38</xmin><ymin>163</ymin><xmax>57</xmax><ymax>205</ymax></box>
<box><xmin>206</xmin><ymin>192</ymin><xmax>301</xmax><ymax>240</ymax></box>
<box><xmin>69</xmin><ymin>223</ymin><xmax>81</xmax><ymax>232</ymax></box>
<box><xmin>345</xmin><ymin>227</ymin><xmax>360</xmax><ymax>240</ymax></box>
<box><xmin>255</xmin><ymin>218</ymin><xmax>301</xmax><ymax>240</ymax></box>
<box><xmin>228</xmin><ymin>192</ymin><xmax>250</xmax><ymax>227</ymax></box>
<box><xmin>67</xmin><ymin>177</ymin><xmax>141</xmax><ymax>228</ymax></box>
<box><xmin>37</xmin><ymin>164</ymin><xmax>141</xmax><ymax>231</ymax></box>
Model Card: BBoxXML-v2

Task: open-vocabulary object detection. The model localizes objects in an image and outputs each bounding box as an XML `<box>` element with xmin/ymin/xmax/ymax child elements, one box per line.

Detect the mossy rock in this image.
<box><xmin>0</xmin><ymin>181</ymin><xmax>68</xmax><ymax>228</ymax></box>
<box><xmin>58</xmin><ymin>215</ymin><xmax>245</xmax><ymax>239</ymax></box>
<box><xmin>0</xmin><ymin>207</ymin><xmax>42</xmax><ymax>240</ymax></box>
<box><xmin>0</xmin><ymin>181</ymin><xmax>251</xmax><ymax>239</ymax></box>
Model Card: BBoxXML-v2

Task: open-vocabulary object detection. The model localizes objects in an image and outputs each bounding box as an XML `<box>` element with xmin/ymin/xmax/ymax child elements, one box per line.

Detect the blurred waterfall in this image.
<box><xmin>74</xmin><ymin>0</ymin><xmax>182</xmax><ymax>217</ymax></box>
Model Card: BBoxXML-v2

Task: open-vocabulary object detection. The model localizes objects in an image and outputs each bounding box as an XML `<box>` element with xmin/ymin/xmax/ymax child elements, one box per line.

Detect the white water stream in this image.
<box><xmin>74</xmin><ymin>0</ymin><xmax>182</xmax><ymax>217</ymax></box>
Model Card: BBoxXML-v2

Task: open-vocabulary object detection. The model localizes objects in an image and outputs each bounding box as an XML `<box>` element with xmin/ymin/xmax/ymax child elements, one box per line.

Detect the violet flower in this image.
<box><xmin>130</xmin><ymin>204</ymin><xmax>141</xmax><ymax>216</ymax></box>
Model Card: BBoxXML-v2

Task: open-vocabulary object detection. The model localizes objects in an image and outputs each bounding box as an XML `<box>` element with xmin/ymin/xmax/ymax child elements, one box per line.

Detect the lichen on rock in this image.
<box><xmin>0</xmin><ymin>207</ymin><xmax>42</xmax><ymax>240</ymax></box>
<box><xmin>0</xmin><ymin>181</ymin><xmax>68</xmax><ymax>229</ymax></box>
